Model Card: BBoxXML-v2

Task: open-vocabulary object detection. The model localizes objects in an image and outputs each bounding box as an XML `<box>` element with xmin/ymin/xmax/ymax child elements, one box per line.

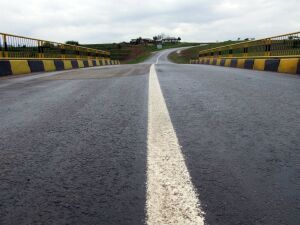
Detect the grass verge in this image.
<box><xmin>168</xmin><ymin>41</ymin><xmax>241</xmax><ymax>64</ymax></box>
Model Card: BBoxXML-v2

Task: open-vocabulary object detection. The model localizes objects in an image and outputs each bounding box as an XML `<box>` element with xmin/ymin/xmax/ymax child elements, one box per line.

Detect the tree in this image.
<box><xmin>65</xmin><ymin>41</ymin><xmax>80</xmax><ymax>46</ymax></box>
<box><xmin>157</xmin><ymin>33</ymin><xmax>167</xmax><ymax>41</ymax></box>
<box><xmin>136</xmin><ymin>37</ymin><xmax>143</xmax><ymax>45</ymax></box>
<box><xmin>177</xmin><ymin>37</ymin><xmax>181</xmax><ymax>42</ymax></box>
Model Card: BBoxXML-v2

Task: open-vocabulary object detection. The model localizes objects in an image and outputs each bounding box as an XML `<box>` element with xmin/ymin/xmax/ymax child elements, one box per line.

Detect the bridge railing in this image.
<box><xmin>0</xmin><ymin>32</ymin><xmax>110</xmax><ymax>59</ymax></box>
<box><xmin>199</xmin><ymin>31</ymin><xmax>300</xmax><ymax>58</ymax></box>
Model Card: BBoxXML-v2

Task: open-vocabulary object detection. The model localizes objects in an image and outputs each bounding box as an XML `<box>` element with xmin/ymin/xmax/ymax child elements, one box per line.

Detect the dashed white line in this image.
<box><xmin>146</xmin><ymin>64</ymin><xmax>205</xmax><ymax>225</ymax></box>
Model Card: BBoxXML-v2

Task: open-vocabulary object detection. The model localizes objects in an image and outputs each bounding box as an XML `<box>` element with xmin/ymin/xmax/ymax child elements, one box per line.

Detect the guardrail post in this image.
<box><xmin>38</xmin><ymin>40</ymin><xmax>44</xmax><ymax>58</ymax></box>
<box><xmin>243</xmin><ymin>47</ymin><xmax>248</xmax><ymax>57</ymax></box>
<box><xmin>3</xmin><ymin>34</ymin><xmax>8</xmax><ymax>58</ymax></box>
<box><xmin>265</xmin><ymin>39</ymin><xmax>271</xmax><ymax>56</ymax></box>
<box><xmin>61</xmin><ymin>45</ymin><xmax>66</xmax><ymax>59</ymax></box>
<box><xmin>0</xmin><ymin>34</ymin><xmax>2</xmax><ymax>58</ymax></box>
<box><xmin>229</xmin><ymin>48</ymin><xmax>233</xmax><ymax>57</ymax></box>
<box><xmin>76</xmin><ymin>47</ymin><xmax>80</xmax><ymax>59</ymax></box>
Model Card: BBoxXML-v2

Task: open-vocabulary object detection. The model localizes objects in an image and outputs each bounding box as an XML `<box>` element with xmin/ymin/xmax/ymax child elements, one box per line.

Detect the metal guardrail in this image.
<box><xmin>0</xmin><ymin>32</ymin><xmax>110</xmax><ymax>59</ymax></box>
<box><xmin>199</xmin><ymin>31</ymin><xmax>300</xmax><ymax>58</ymax></box>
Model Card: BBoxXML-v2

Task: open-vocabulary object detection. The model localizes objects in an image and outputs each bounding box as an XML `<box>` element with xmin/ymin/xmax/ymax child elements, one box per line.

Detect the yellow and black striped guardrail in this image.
<box><xmin>191</xmin><ymin>58</ymin><xmax>300</xmax><ymax>75</ymax></box>
<box><xmin>0</xmin><ymin>32</ymin><xmax>120</xmax><ymax>76</ymax></box>
<box><xmin>193</xmin><ymin>31</ymin><xmax>300</xmax><ymax>75</ymax></box>
<box><xmin>0</xmin><ymin>59</ymin><xmax>120</xmax><ymax>76</ymax></box>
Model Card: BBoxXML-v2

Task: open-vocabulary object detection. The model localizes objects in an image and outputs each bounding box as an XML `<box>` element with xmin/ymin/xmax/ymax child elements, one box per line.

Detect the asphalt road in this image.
<box><xmin>0</xmin><ymin>49</ymin><xmax>299</xmax><ymax>225</ymax></box>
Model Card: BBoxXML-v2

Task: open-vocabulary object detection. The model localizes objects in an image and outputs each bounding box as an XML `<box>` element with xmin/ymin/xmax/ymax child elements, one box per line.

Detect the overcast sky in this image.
<box><xmin>1</xmin><ymin>0</ymin><xmax>299</xmax><ymax>44</ymax></box>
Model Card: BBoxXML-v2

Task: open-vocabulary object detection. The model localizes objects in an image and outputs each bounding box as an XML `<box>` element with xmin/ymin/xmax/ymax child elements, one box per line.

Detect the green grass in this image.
<box><xmin>83</xmin><ymin>43</ymin><xmax>118</xmax><ymax>51</ymax></box>
<box><xmin>126</xmin><ymin>43</ymin><xmax>200</xmax><ymax>64</ymax></box>
<box><xmin>168</xmin><ymin>41</ymin><xmax>240</xmax><ymax>64</ymax></box>
<box><xmin>126</xmin><ymin>51</ymin><xmax>153</xmax><ymax>64</ymax></box>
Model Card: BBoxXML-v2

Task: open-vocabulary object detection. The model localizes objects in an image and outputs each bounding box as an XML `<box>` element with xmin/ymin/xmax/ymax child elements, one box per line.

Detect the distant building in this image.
<box><xmin>130</xmin><ymin>38</ymin><xmax>154</xmax><ymax>45</ymax></box>
<box><xmin>162</xmin><ymin>37</ymin><xmax>180</xmax><ymax>44</ymax></box>
<box><xmin>130</xmin><ymin>37</ymin><xmax>180</xmax><ymax>45</ymax></box>
<box><xmin>130</xmin><ymin>39</ymin><xmax>138</xmax><ymax>45</ymax></box>
<box><xmin>143</xmin><ymin>38</ymin><xmax>154</xmax><ymax>44</ymax></box>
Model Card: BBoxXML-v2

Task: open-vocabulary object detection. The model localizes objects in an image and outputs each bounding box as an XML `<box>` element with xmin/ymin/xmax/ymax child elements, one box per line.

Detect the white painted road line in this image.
<box><xmin>146</xmin><ymin>64</ymin><xmax>205</xmax><ymax>225</ymax></box>
<box><xmin>156</xmin><ymin>53</ymin><xmax>162</xmax><ymax>64</ymax></box>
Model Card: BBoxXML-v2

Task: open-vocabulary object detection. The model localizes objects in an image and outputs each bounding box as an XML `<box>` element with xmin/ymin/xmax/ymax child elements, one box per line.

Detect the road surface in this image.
<box><xmin>0</xmin><ymin>49</ymin><xmax>299</xmax><ymax>225</ymax></box>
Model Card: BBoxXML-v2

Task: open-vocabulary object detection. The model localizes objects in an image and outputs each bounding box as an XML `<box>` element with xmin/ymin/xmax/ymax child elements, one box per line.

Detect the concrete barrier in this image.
<box><xmin>278</xmin><ymin>58</ymin><xmax>299</xmax><ymax>74</ymax></box>
<box><xmin>88</xmin><ymin>60</ymin><xmax>93</xmax><ymax>67</ymax></box>
<box><xmin>43</xmin><ymin>60</ymin><xmax>56</xmax><ymax>72</ymax></box>
<box><xmin>0</xmin><ymin>59</ymin><xmax>120</xmax><ymax>77</ymax></box>
<box><xmin>237</xmin><ymin>59</ymin><xmax>245</xmax><ymax>69</ymax></box>
<box><xmin>230</xmin><ymin>59</ymin><xmax>238</xmax><ymax>68</ymax></box>
<box><xmin>192</xmin><ymin>57</ymin><xmax>300</xmax><ymax>75</ymax></box>
<box><xmin>71</xmin><ymin>60</ymin><xmax>79</xmax><ymax>69</ymax></box>
<box><xmin>224</xmin><ymin>59</ymin><xmax>231</xmax><ymax>67</ymax></box>
<box><xmin>10</xmin><ymin>60</ymin><xmax>31</xmax><ymax>75</ymax></box>
<box><xmin>77</xmin><ymin>60</ymin><xmax>85</xmax><ymax>68</ymax></box>
<box><xmin>28</xmin><ymin>60</ymin><xmax>45</xmax><ymax>73</ymax></box>
<box><xmin>63</xmin><ymin>60</ymin><xmax>73</xmax><ymax>70</ymax></box>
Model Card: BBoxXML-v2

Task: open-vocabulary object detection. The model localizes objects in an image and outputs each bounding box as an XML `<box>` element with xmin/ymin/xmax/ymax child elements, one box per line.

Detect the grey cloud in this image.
<box><xmin>1</xmin><ymin>0</ymin><xmax>299</xmax><ymax>43</ymax></box>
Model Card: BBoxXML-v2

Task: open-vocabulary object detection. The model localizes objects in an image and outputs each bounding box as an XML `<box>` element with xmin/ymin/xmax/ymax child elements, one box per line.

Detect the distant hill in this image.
<box><xmin>83</xmin><ymin>42</ymin><xmax>200</xmax><ymax>64</ymax></box>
